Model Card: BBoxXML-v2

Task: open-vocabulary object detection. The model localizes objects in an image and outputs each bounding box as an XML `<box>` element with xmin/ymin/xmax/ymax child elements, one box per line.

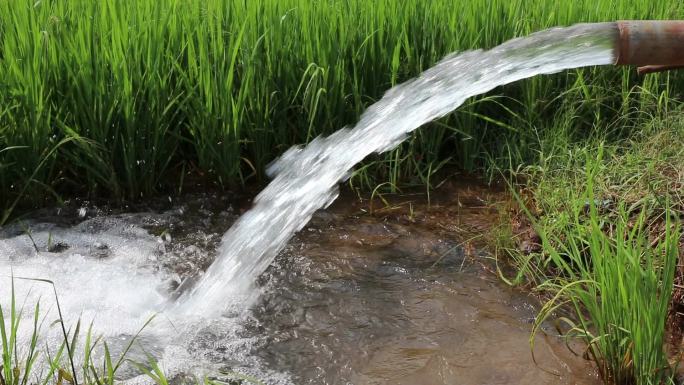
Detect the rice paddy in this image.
<box><xmin>1</xmin><ymin>0</ymin><xmax>683</xmax><ymax>221</ymax></box>
<box><xmin>2</xmin><ymin>1</ymin><xmax>684</xmax><ymax>384</ymax></box>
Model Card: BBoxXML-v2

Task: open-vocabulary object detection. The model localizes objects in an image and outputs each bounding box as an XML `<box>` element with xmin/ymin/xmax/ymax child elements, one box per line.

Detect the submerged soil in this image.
<box><xmin>0</xmin><ymin>178</ymin><xmax>598</xmax><ymax>384</ymax></box>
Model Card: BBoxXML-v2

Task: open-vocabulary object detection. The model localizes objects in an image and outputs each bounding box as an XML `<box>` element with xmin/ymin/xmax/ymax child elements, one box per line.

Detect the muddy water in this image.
<box><xmin>248</xmin><ymin>182</ymin><xmax>597</xmax><ymax>384</ymax></box>
<box><xmin>0</xmin><ymin>182</ymin><xmax>598</xmax><ymax>384</ymax></box>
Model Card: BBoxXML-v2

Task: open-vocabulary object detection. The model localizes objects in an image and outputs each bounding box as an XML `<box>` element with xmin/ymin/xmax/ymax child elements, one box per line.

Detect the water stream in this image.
<box><xmin>0</xmin><ymin>23</ymin><xmax>618</xmax><ymax>384</ymax></box>
<box><xmin>178</xmin><ymin>22</ymin><xmax>617</xmax><ymax>316</ymax></box>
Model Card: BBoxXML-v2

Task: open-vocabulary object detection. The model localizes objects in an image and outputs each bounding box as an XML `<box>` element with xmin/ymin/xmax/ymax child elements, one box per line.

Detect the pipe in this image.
<box><xmin>636</xmin><ymin>64</ymin><xmax>684</xmax><ymax>75</ymax></box>
<box><xmin>615</xmin><ymin>20</ymin><xmax>684</xmax><ymax>74</ymax></box>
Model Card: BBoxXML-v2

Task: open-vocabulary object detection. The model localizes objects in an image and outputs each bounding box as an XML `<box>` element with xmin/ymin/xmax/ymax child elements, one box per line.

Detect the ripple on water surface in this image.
<box><xmin>0</xmin><ymin>191</ymin><xmax>597</xmax><ymax>384</ymax></box>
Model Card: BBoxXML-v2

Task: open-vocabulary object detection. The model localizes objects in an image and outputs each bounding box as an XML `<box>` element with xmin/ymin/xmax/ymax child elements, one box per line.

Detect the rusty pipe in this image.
<box><xmin>615</xmin><ymin>20</ymin><xmax>684</xmax><ymax>74</ymax></box>
<box><xmin>636</xmin><ymin>64</ymin><xmax>684</xmax><ymax>75</ymax></box>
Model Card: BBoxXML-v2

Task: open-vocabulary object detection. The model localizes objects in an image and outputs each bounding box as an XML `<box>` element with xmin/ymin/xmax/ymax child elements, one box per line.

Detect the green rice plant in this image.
<box><xmin>531</xmin><ymin>200</ymin><xmax>680</xmax><ymax>384</ymax></box>
<box><xmin>1</xmin><ymin>282</ymin><xmax>42</xmax><ymax>385</ymax></box>
<box><xmin>0</xmin><ymin>137</ymin><xmax>77</xmax><ymax>226</ymax></box>
<box><xmin>1</xmin><ymin>278</ymin><xmax>77</xmax><ymax>385</ymax></box>
<box><xmin>1</xmin><ymin>277</ymin><xmax>267</xmax><ymax>385</ymax></box>
<box><xmin>2</xmin><ymin>0</ymin><xmax>684</xmax><ymax>219</ymax></box>
<box><xmin>501</xmin><ymin>146</ymin><xmax>682</xmax><ymax>384</ymax></box>
<box><xmin>494</xmin><ymin>125</ymin><xmax>684</xmax><ymax>383</ymax></box>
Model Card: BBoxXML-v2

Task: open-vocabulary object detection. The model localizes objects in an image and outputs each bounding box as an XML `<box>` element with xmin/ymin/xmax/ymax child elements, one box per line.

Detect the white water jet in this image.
<box><xmin>178</xmin><ymin>23</ymin><xmax>618</xmax><ymax>316</ymax></box>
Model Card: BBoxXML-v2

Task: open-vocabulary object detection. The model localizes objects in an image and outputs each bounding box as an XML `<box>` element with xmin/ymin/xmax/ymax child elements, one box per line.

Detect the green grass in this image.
<box><xmin>497</xmin><ymin>114</ymin><xmax>684</xmax><ymax>384</ymax></box>
<box><xmin>505</xmin><ymin>113</ymin><xmax>683</xmax><ymax>244</ymax></box>
<box><xmin>532</xmin><ymin>202</ymin><xmax>680</xmax><ymax>385</ymax></box>
<box><xmin>1</xmin><ymin>0</ymin><xmax>684</xmax><ymax>223</ymax></box>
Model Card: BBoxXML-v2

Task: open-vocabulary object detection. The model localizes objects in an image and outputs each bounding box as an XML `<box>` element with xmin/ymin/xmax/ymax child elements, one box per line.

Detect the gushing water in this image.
<box><xmin>179</xmin><ymin>23</ymin><xmax>618</xmax><ymax>315</ymax></box>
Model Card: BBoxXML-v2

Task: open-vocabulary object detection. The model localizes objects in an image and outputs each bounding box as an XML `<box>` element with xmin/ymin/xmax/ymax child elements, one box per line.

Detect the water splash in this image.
<box><xmin>178</xmin><ymin>23</ymin><xmax>618</xmax><ymax>315</ymax></box>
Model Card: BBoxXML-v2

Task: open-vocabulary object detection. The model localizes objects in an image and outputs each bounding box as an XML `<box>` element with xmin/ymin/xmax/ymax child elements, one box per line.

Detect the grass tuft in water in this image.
<box><xmin>1</xmin><ymin>278</ymin><xmax>149</xmax><ymax>385</ymax></box>
<box><xmin>530</xmin><ymin>200</ymin><xmax>680</xmax><ymax>384</ymax></box>
<box><xmin>1</xmin><ymin>276</ymin><xmax>266</xmax><ymax>385</ymax></box>
<box><xmin>498</xmin><ymin>115</ymin><xmax>684</xmax><ymax>385</ymax></box>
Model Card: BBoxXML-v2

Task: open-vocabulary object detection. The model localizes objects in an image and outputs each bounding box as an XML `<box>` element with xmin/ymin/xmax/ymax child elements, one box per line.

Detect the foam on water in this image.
<box><xmin>178</xmin><ymin>23</ymin><xmax>618</xmax><ymax>315</ymax></box>
<box><xmin>0</xmin><ymin>216</ymin><xmax>166</xmax><ymax>333</ymax></box>
<box><xmin>0</xmin><ymin>213</ymin><xmax>292</xmax><ymax>384</ymax></box>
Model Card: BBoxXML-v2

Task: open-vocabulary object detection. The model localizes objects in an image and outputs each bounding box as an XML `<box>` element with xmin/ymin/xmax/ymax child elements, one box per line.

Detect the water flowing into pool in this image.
<box><xmin>0</xmin><ymin>22</ymin><xmax>619</xmax><ymax>384</ymax></box>
<box><xmin>178</xmin><ymin>23</ymin><xmax>617</xmax><ymax>315</ymax></box>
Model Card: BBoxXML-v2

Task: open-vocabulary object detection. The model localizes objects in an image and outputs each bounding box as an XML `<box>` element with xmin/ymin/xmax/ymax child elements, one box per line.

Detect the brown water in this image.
<box><xmin>0</xmin><ymin>181</ymin><xmax>598</xmax><ymax>384</ymax></box>
<box><xmin>245</xmin><ymin>181</ymin><xmax>598</xmax><ymax>384</ymax></box>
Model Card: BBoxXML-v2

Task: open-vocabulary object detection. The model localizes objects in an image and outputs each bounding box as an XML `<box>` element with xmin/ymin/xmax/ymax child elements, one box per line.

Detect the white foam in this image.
<box><xmin>0</xmin><ymin>213</ymin><xmax>291</xmax><ymax>384</ymax></box>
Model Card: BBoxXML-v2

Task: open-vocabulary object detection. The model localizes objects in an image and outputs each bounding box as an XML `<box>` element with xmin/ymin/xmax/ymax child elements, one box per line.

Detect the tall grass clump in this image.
<box><xmin>530</xmin><ymin>201</ymin><xmax>680</xmax><ymax>384</ymax></box>
<box><xmin>498</xmin><ymin>130</ymin><xmax>684</xmax><ymax>384</ymax></box>
<box><xmin>2</xmin><ymin>0</ymin><xmax>684</xmax><ymax>222</ymax></box>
